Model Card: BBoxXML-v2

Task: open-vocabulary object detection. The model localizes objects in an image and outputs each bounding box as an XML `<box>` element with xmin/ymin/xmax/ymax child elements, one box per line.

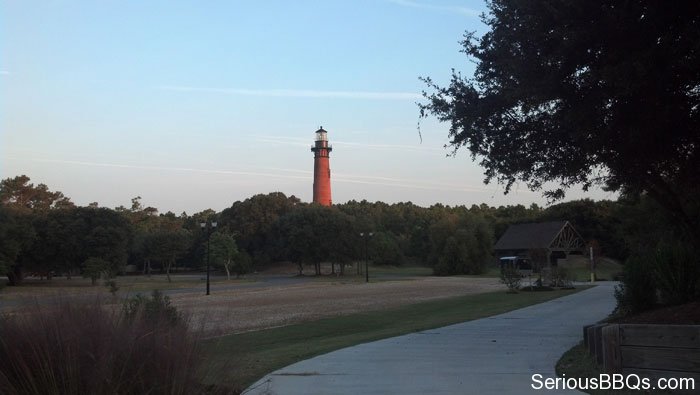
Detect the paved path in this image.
<box><xmin>245</xmin><ymin>283</ymin><xmax>617</xmax><ymax>395</ymax></box>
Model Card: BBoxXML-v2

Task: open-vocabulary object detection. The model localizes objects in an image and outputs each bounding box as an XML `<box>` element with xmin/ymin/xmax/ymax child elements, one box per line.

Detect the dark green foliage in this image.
<box><xmin>428</xmin><ymin>211</ymin><xmax>492</xmax><ymax>275</ymax></box>
<box><xmin>210</xmin><ymin>231</ymin><xmax>246</xmax><ymax>279</ymax></box>
<box><xmin>274</xmin><ymin>205</ymin><xmax>358</xmax><ymax>275</ymax></box>
<box><xmin>369</xmin><ymin>232</ymin><xmax>404</xmax><ymax>266</ymax></box>
<box><xmin>540</xmin><ymin>199</ymin><xmax>627</xmax><ymax>260</ymax></box>
<box><xmin>614</xmin><ymin>196</ymin><xmax>700</xmax><ymax>314</ymax></box>
<box><xmin>20</xmin><ymin>207</ymin><xmax>131</xmax><ymax>278</ymax></box>
<box><xmin>614</xmin><ymin>255</ymin><xmax>657</xmax><ymax>315</ymax></box>
<box><xmin>0</xmin><ymin>206</ymin><xmax>34</xmax><ymax>282</ymax></box>
<box><xmin>434</xmin><ymin>236</ymin><xmax>468</xmax><ymax>276</ymax></box>
<box><xmin>0</xmin><ymin>174</ymin><xmax>74</xmax><ymax>211</ymax></box>
<box><xmin>138</xmin><ymin>229</ymin><xmax>192</xmax><ymax>281</ymax></box>
<box><xmin>123</xmin><ymin>290</ymin><xmax>181</xmax><ymax>327</ymax></box>
<box><xmin>233</xmin><ymin>250</ymin><xmax>253</xmax><ymax>278</ymax></box>
<box><xmin>420</xmin><ymin>0</ymin><xmax>700</xmax><ymax>244</ymax></box>
<box><xmin>653</xmin><ymin>241</ymin><xmax>700</xmax><ymax>305</ymax></box>
<box><xmin>218</xmin><ymin>192</ymin><xmax>301</xmax><ymax>265</ymax></box>
<box><xmin>82</xmin><ymin>257</ymin><xmax>110</xmax><ymax>285</ymax></box>
<box><xmin>1</xmin><ymin>174</ymin><xmax>655</xmax><ymax>285</ymax></box>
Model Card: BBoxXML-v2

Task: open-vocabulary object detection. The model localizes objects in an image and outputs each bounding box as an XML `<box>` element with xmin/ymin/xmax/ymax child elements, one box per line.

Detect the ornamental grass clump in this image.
<box><xmin>0</xmin><ymin>292</ymin><xmax>203</xmax><ymax>395</ymax></box>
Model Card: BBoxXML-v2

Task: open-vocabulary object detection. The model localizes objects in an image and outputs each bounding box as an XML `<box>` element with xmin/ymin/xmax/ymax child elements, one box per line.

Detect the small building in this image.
<box><xmin>494</xmin><ymin>221</ymin><xmax>585</xmax><ymax>267</ymax></box>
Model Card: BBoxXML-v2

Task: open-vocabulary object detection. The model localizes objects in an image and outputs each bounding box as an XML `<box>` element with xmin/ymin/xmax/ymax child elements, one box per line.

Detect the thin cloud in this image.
<box><xmin>387</xmin><ymin>0</ymin><xmax>481</xmax><ymax>17</ymax></box>
<box><xmin>13</xmin><ymin>156</ymin><xmax>507</xmax><ymax>195</ymax></box>
<box><xmin>334</xmin><ymin>140</ymin><xmax>442</xmax><ymax>152</ymax></box>
<box><xmin>23</xmin><ymin>158</ymin><xmax>311</xmax><ymax>181</ymax></box>
<box><xmin>254</xmin><ymin>136</ymin><xmax>309</xmax><ymax>147</ymax></box>
<box><xmin>0</xmin><ymin>70</ymin><xmax>10</xmax><ymax>75</ymax></box>
<box><xmin>156</xmin><ymin>85</ymin><xmax>421</xmax><ymax>100</ymax></box>
<box><xmin>334</xmin><ymin>172</ymin><xmax>508</xmax><ymax>194</ymax></box>
<box><xmin>253</xmin><ymin>135</ymin><xmax>442</xmax><ymax>153</ymax></box>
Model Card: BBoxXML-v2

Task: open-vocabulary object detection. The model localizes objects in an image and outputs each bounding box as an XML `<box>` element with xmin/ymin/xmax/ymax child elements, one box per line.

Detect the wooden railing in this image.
<box><xmin>584</xmin><ymin>324</ymin><xmax>700</xmax><ymax>394</ymax></box>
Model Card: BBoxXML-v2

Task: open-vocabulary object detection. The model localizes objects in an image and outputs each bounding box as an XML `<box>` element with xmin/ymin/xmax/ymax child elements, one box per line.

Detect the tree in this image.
<box><xmin>0</xmin><ymin>207</ymin><xmax>35</xmax><ymax>283</ymax></box>
<box><xmin>274</xmin><ymin>205</ymin><xmax>357</xmax><ymax>276</ymax></box>
<box><xmin>219</xmin><ymin>193</ymin><xmax>301</xmax><ymax>265</ymax></box>
<box><xmin>434</xmin><ymin>236</ymin><xmax>468</xmax><ymax>276</ymax></box>
<box><xmin>21</xmin><ymin>207</ymin><xmax>132</xmax><ymax>281</ymax></box>
<box><xmin>420</xmin><ymin>1</ymin><xmax>700</xmax><ymax>243</ymax></box>
<box><xmin>82</xmin><ymin>257</ymin><xmax>109</xmax><ymax>285</ymax></box>
<box><xmin>85</xmin><ymin>224</ymin><xmax>130</xmax><ymax>276</ymax></box>
<box><xmin>210</xmin><ymin>231</ymin><xmax>243</xmax><ymax>280</ymax></box>
<box><xmin>427</xmin><ymin>211</ymin><xmax>492</xmax><ymax>275</ymax></box>
<box><xmin>142</xmin><ymin>229</ymin><xmax>191</xmax><ymax>282</ymax></box>
<box><xmin>369</xmin><ymin>232</ymin><xmax>404</xmax><ymax>266</ymax></box>
<box><xmin>0</xmin><ymin>175</ymin><xmax>74</xmax><ymax>212</ymax></box>
<box><xmin>540</xmin><ymin>199</ymin><xmax>627</xmax><ymax>259</ymax></box>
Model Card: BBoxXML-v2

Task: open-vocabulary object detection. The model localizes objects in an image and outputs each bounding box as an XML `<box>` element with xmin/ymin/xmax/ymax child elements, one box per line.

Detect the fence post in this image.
<box><xmin>586</xmin><ymin>325</ymin><xmax>597</xmax><ymax>355</ymax></box>
<box><xmin>583</xmin><ymin>324</ymin><xmax>593</xmax><ymax>349</ymax></box>
<box><xmin>602</xmin><ymin>324</ymin><xmax>621</xmax><ymax>373</ymax></box>
<box><xmin>594</xmin><ymin>324</ymin><xmax>605</xmax><ymax>365</ymax></box>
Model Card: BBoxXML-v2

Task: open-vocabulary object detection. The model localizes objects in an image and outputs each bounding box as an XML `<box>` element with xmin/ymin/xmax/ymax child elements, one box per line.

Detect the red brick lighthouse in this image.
<box><xmin>311</xmin><ymin>126</ymin><xmax>332</xmax><ymax>206</ymax></box>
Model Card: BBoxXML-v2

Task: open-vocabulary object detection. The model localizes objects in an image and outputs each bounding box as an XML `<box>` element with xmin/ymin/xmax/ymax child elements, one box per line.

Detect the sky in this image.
<box><xmin>1</xmin><ymin>0</ymin><xmax>616</xmax><ymax>214</ymax></box>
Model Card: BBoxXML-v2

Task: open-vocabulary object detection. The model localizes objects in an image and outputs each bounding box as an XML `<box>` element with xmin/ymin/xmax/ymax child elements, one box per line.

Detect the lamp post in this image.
<box><xmin>360</xmin><ymin>232</ymin><xmax>373</xmax><ymax>283</ymax></box>
<box><xmin>200</xmin><ymin>220</ymin><xmax>217</xmax><ymax>295</ymax></box>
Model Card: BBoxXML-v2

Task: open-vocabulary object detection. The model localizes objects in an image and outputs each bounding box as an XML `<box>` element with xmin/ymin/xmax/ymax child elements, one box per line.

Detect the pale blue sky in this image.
<box><xmin>1</xmin><ymin>0</ymin><xmax>614</xmax><ymax>213</ymax></box>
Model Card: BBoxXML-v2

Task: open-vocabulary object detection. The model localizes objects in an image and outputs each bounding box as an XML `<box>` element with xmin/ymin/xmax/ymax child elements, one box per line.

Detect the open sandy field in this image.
<box><xmin>172</xmin><ymin>276</ymin><xmax>503</xmax><ymax>336</ymax></box>
<box><xmin>0</xmin><ymin>270</ymin><xmax>504</xmax><ymax>337</ymax></box>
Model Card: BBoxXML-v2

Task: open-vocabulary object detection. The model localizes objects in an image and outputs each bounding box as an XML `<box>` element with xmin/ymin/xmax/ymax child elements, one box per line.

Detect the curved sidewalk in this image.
<box><xmin>246</xmin><ymin>283</ymin><xmax>617</xmax><ymax>395</ymax></box>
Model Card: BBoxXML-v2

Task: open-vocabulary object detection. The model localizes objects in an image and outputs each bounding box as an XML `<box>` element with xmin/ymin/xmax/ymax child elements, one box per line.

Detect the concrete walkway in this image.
<box><xmin>245</xmin><ymin>283</ymin><xmax>617</xmax><ymax>395</ymax></box>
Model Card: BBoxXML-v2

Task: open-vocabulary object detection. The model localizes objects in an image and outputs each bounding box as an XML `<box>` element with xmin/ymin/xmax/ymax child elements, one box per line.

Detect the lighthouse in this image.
<box><xmin>311</xmin><ymin>126</ymin><xmax>332</xmax><ymax>206</ymax></box>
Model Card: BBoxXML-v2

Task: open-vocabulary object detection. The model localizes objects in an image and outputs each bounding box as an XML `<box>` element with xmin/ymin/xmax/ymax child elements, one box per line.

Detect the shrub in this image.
<box><xmin>548</xmin><ymin>267</ymin><xmax>573</xmax><ymax>288</ymax></box>
<box><xmin>652</xmin><ymin>241</ymin><xmax>700</xmax><ymax>305</ymax></box>
<box><xmin>614</xmin><ymin>254</ymin><xmax>657</xmax><ymax>315</ymax></box>
<box><xmin>0</xmin><ymin>296</ymin><xmax>202</xmax><ymax>395</ymax></box>
<box><xmin>500</xmin><ymin>266</ymin><xmax>522</xmax><ymax>293</ymax></box>
<box><xmin>83</xmin><ymin>256</ymin><xmax>110</xmax><ymax>285</ymax></box>
<box><xmin>123</xmin><ymin>290</ymin><xmax>181</xmax><ymax>327</ymax></box>
<box><xmin>614</xmin><ymin>240</ymin><xmax>700</xmax><ymax>315</ymax></box>
<box><xmin>233</xmin><ymin>250</ymin><xmax>253</xmax><ymax>278</ymax></box>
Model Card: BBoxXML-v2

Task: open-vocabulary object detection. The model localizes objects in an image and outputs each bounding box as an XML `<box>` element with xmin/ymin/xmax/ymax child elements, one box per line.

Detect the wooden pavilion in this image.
<box><xmin>494</xmin><ymin>221</ymin><xmax>585</xmax><ymax>266</ymax></box>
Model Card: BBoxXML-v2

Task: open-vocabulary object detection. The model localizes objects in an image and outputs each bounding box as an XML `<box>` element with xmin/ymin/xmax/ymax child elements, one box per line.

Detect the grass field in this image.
<box><xmin>201</xmin><ymin>286</ymin><xmax>589</xmax><ymax>391</ymax></box>
<box><xmin>560</xmin><ymin>257</ymin><xmax>624</xmax><ymax>282</ymax></box>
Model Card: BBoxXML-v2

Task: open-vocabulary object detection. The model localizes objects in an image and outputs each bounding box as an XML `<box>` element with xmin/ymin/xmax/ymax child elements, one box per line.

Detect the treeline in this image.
<box><xmin>220</xmin><ymin>192</ymin><xmax>633</xmax><ymax>275</ymax></box>
<box><xmin>0</xmin><ymin>175</ymin><xmax>640</xmax><ymax>285</ymax></box>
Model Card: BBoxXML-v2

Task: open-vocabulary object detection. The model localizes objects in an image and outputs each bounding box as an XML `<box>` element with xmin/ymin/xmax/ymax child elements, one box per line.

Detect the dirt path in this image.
<box><xmin>171</xmin><ymin>276</ymin><xmax>502</xmax><ymax>336</ymax></box>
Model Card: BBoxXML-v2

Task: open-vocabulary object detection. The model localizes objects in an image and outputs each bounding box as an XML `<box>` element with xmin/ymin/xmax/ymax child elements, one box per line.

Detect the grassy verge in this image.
<box><xmin>202</xmin><ymin>286</ymin><xmax>590</xmax><ymax>391</ymax></box>
<box><xmin>560</xmin><ymin>257</ymin><xmax>623</xmax><ymax>282</ymax></box>
<box><xmin>556</xmin><ymin>343</ymin><xmax>673</xmax><ymax>395</ymax></box>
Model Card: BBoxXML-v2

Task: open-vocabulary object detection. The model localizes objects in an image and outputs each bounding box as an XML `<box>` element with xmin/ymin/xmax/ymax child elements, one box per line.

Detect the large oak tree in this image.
<box><xmin>420</xmin><ymin>0</ymin><xmax>700</xmax><ymax>241</ymax></box>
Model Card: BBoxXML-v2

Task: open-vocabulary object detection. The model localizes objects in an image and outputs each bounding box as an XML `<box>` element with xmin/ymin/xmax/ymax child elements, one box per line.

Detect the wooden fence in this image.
<box><xmin>584</xmin><ymin>324</ymin><xmax>700</xmax><ymax>394</ymax></box>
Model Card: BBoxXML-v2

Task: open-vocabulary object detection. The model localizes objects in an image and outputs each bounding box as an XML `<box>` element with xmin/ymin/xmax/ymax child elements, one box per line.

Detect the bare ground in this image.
<box><xmin>172</xmin><ymin>276</ymin><xmax>502</xmax><ymax>337</ymax></box>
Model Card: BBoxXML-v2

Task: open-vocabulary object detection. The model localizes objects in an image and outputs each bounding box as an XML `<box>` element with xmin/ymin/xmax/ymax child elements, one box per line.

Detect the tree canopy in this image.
<box><xmin>0</xmin><ymin>175</ymin><xmax>74</xmax><ymax>211</ymax></box>
<box><xmin>420</xmin><ymin>0</ymin><xmax>700</xmax><ymax>240</ymax></box>
<box><xmin>0</xmin><ymin>175</ymin><xmax>640</xmax><ymax>282</ymax></box>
